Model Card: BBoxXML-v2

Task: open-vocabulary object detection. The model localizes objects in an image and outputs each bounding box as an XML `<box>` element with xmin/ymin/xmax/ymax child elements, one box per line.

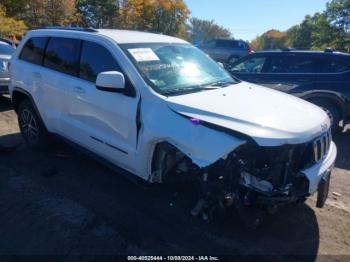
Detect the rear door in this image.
<box><xmin>12</xmin><ymin>37</ymin><xmax>56</xmax><ymax>128</ymax></box>
<box><xmin>67</xmin><ymin>40</ymin><xmax>139</xmax><ymax>172</ymax></box>
<box><xmin>257</xmin><ymin>53</ymin><xmax>316</xmax><ymax>92</ymax></box>
<box><xmin>41</xmin><ymin>37</ymin><xmax>81</xmax><ymax>133</ymax></box>
<box><xmin>314</xmin><ymin>55</ymin><xmax>350</xmax><ymax>119</ymax></box>
<box><xmin>314</xmin><ymin>55</ymin><xmax>350</xmax><ymax>97</ymax></box>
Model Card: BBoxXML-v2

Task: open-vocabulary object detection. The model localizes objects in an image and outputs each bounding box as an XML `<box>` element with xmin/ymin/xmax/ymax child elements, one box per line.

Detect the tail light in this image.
<box><xmin>247</xmin><ymin>44</ymin><xmax>253</xmax><ymax>54</ymax></box>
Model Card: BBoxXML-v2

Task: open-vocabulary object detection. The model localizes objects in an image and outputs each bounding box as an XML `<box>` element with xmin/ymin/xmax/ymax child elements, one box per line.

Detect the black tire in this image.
<box><xmin>309</xmin><ymin>99</ymin><xmax>342</xmax><ymax>133</ymax></box>
<box><xmin>311</xmin><ymin>100</ymin><xmax>341</xmax><ymax>133</ymax></box>
<box><xmin>17</xmin><ymin>99</ymin><xmax>50</xmax><ymax>149</ymax></box>
<box><xmin>316</xmin><ymin>172</ymin><xmax>331</xmax><ymax>208</ymax></box>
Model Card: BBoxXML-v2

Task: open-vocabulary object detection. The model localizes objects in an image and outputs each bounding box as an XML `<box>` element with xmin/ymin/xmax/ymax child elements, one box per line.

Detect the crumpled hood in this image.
<box><xmin>166</xmin><ymin>82</ymin><xmax>330</xmax><ymax>146</ymax></box>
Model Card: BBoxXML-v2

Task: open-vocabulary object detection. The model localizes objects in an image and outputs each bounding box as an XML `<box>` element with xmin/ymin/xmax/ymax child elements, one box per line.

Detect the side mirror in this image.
<box><xmin>96</xmin><ymin>71</ymin><xmax>125</xmax><ymax>92</ymax></box>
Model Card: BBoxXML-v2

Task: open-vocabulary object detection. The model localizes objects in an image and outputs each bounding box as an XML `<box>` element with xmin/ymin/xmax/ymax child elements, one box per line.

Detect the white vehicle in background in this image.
<box><xmin>9</xmin><ymin>27</ymin><xmax>337</xmax><ymax>227</ymax></box>
<box><xmin>0</xmin><ymin>40</ymin><xmax>15</xmax><ymax>95</ymax></box>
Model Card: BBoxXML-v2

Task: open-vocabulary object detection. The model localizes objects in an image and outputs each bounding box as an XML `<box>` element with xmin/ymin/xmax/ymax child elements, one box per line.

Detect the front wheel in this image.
<box><xmin>311</xmin><ymin>100</ymin><xmax>341</xmax><ymax>133</ymax></box>
<box><xmin>17</xmin><ymin>99</ymin><xmax>50</xmax><ymax>149</ymax></box>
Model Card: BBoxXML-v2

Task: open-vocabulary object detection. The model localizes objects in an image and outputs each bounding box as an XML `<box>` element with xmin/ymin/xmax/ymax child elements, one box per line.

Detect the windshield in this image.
<box><xmin>0</xmin><ymin>43</ymin><xmax>14</xmax><ymax>56</ymax></box>
<box><xmin>121</xmin><ymin>43</ymin><xmax>235</xmax><ymax>96</ymax></box>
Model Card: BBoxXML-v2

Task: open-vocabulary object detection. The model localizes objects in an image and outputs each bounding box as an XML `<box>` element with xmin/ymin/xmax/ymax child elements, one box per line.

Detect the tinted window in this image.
<box><xmin>230</xmin><ymin>56</ymin><xmax>267</xmax><ymax>73</ymax></box>
<box><xmin>216</xmin><ymin>40</ymin><xmax>244</xmax><ymax>49</ymax></box>
<box><xmin>44</xmin><ymin>37</ymin><xmax>80</xmax><ymax>76</ymax></box>
<box><xmin>265</xmin><ymin>55</ymin><xmax>314</xmax><ymax>73</ymax></box>
<box><xmin>316</xmin><ymin>57</ymin><xmax>350</xmax><ymax>73</ymax></box>
<box><xmin>80</xmin><ymin>41</ymin><xmax>120</xmax><ymax>82</ymax></box>
<box><xmin>20</xmin><ymin>37</ymin><xmax>48</xmax><ymax>65</ymax></box>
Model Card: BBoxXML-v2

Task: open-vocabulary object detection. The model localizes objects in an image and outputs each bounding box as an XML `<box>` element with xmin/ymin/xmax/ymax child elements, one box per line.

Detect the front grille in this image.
<box><xmin>313</xmin><ymin>130</ymin><xmax>332</xmax><ymax>162</ymax></box>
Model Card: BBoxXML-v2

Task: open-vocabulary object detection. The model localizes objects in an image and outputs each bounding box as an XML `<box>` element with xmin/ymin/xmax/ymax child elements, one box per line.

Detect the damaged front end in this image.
<box><xmin>151</xmin><ymin>130</ymin><xmax>333</xmax><ymax>227</ymax></box>
<box><xmin>197</xmin><ymin>142</ymin><xmax>313</xmax><ymax>217</ymax></box>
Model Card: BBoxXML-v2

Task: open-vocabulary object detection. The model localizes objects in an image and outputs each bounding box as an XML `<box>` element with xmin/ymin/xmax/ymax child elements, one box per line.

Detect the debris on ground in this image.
<box><xmin>333</xmin><ymin>192</ymin><xmax>342</xmax><ymax>197</ymax></box>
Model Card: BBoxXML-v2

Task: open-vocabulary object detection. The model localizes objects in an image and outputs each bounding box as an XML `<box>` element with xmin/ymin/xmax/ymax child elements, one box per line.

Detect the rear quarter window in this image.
<box><xmin>19</xmin><ymin>37</ymin><xmax>48</xmax><ymax>65</ymax></box>
<box><xmin>316</xmin><ymin>56</ymin><xmax>350</xmax><ymax>73</ymax></box>
<box><xmin>44</xmin><ymin>37</ymin><xmax>81</xmax><ymax>76</ymax></box>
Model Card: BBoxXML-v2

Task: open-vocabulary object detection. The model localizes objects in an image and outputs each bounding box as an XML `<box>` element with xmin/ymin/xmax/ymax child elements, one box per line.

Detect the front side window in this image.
<box><xmin>80</xmin><ymin>41</ymin><xmax>120</xmax><ymax>82</ymax></box>
<box><xmin>230</xmin><ymin>56</ymin><xmax>267</xmax><ymax>73</ymax></box>
<box><xmin>44</xmin><ymin>37</ymin><xmax>80</xmax><ymax>76</ymax></box>
<box><xmin>19</xmin><ymin>37</ymin><xmax>48</xmax><ymax>65</ymax></box>
<box><xmin>121</xmin><ymin>43</ymin><xmax>235</xmax><ymax>96</ymax></box>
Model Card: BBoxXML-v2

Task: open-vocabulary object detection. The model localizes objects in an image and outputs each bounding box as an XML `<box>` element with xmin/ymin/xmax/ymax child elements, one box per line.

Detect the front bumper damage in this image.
<box><xmin>303</xmin><ymin>141</ymin><xmax>337</xmax><ymax>195</ymax></box>
<box><xmin>187</xmin><ymin>138</ymin><xmax>337</xmax><ymax>225</ymax></box>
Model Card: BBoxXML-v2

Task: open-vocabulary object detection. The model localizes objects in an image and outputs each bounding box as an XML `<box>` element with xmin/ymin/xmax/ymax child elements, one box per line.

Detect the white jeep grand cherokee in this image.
<box><xmin>9</xmin><ymin>28</ymin><xmax>337</xmax><ymax>224</ymax></box>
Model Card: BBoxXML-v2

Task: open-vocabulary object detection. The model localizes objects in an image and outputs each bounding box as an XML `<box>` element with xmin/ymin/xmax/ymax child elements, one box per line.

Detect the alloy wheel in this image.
<box><xmin>20</xmin><ymin>109</ymin><xmax>39</xmax><ymax>142</ymax></box>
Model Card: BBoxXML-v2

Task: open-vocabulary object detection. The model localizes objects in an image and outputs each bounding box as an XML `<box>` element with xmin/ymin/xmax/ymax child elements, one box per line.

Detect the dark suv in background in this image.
<box><xmin>198</xmin><ymin>39</ymin><xmax>253</xmax><ymax>64</ymax></box>
<box><xmin>228</xmin><ymin>49</ymin><xmax>350</xmax><ymax>131</ymax></box>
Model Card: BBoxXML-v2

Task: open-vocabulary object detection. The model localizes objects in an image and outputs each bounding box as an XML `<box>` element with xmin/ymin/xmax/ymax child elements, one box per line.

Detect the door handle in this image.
<box><xmin>73</xmin><ymin>86</ymin><xmax>85</xmax><ymax>94</ymax></box>
<box><xmin>33</xmin><ymin>72</ymin><xmax>42</xmax><ymax>78</ymax></box>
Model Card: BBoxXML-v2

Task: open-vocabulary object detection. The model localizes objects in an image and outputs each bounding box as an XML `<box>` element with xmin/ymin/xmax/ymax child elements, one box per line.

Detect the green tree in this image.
<box><xmin>311</xmin><ymin>12</ymin><xmax>346</xmax><ymax>50</ymax></box>
<box><xmin>119</xmin><ymin>0</ymin><xmax>189</xmax><ymax>37</ymax></box>
<box><xmin>327</xmin><ymin>0</ymin><xmax>350</xmax><ymax>32</ymax></box>
<box><xmin>286</xmin><ymin>15</ymin><xmax>315</xmax><ymax>49</ymax></box>
<box><xmin>187</xmin><ymin>17</ymin><xmax>232</xmax><ymax>43</ymax></box>
<box><xmin>0</xmin><ymin>0</ymin><xmax>26</xmax><ymax>17</ymax></box>
<box><xmin>250</xmin><ymin>30</ymin><xmax>287</xmax><ymax>50</ymax></box>
<box><xmin>76</xmin><ymin>0</ymin><xmax>118</xmax><ymax>28</ymax></box>
<box><xmin>0</xmin><ymin>4</ymin><xmax>27</xmax><ymax>37</ymax></box>
<box><xmin>1</xmin><ymin>0</ymin><xmax>79</xmax><ymax>28</ymax></box>
<box><xmin>45</xmin><ymin>0</ymin><xmax>77</xmax><ymax>26</ymax></box>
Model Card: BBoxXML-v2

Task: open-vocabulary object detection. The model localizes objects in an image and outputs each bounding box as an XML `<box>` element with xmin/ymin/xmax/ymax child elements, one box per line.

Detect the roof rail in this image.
<box><xmin>38</xmin><ymin>26</ymin><xmax>98</xmax><ymax>33</ymax></box>
<box><xmin>324</xmin><ymin>48</ymin><xmax>333</xmax><ymax>53</ymax></box>
<box><xmin>282</xmin><ymin>48</ymin><xmax>295</xmax><ymax>51</ymax></box>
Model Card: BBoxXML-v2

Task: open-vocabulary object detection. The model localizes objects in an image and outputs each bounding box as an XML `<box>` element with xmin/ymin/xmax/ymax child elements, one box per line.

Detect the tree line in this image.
<box><xmin>251</xmin><ymin>0</ymin><xmax>350</xmax><ymax>52</ymax></box>
<box><xmin>0</xmin><ymin>0</ymin><xmax>232</xmax><ymax>42</ymax></box>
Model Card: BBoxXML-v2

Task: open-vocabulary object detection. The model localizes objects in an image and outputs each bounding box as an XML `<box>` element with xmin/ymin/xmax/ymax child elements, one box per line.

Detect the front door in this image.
<box><xmin>68</xmin><ymin>40</ymin><xmax>139</xmax><ymax>173</ymax></box>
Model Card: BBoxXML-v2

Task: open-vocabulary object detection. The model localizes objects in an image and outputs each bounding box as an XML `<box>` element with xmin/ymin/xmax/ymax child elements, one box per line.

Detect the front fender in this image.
<box><xmin>136</xmin><ymin>100</ymin><xmax>246</xmax><ymax>180</ymax></box>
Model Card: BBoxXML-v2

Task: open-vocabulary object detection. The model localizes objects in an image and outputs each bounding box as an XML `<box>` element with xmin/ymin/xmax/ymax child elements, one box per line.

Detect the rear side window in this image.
<box><xmin>230</xmin><ymin>56</ymin><xmax>267</xmax><ymax>73</ymax></box>
<box><xmin>265</xmin><ymin>55</ymin><xmax>315</xmax><ymax>73</ymax></box>
<box><xmin>19</xmin><ymin>37</ymin><xmax>48</xmax><ymax>65</ymax></box>
<box><xmin>44</xmin><ymin>37</ymin><xmax>80</xmax><ymax>76</ymax></box>
<box><xmin>216</xmin><ymin>40</ymin><xmax>245</xmax><ymax>49</ymax></box>
<box><xmin>79</xmin><ymin>41</ymin><xmax>120</xmax><ymax>82</ymax></box>
<box><xmin>316</xmin><ymin>57</ymin><xmax>350</xmax><ymax>73</ymax></box>
<box><xmin>216</xmin><ymin>40</ymin><xmax>230</xmax><ymax>48</ymax></box>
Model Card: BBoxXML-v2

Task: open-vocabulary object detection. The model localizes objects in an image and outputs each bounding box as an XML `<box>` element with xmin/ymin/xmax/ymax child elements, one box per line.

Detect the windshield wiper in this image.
<box><xmin>162</xmin><ymin>80</ymin><xmax>236</xmax><ymax>96</ymax></box>
<box><xmin>207</xmin><ymin>80</ymin><xmax>236</xmax><ymax>87</ymax></box>
<box><xmin>162</xmin><ymin>85</ymin><xmax>218</xmax><ymax>96</ymax></box>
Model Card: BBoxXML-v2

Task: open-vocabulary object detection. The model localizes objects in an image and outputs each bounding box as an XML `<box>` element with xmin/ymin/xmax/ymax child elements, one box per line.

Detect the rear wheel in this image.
<box><xmin>17</xmin><ymin>99</ymin><xmax>50</xmax><ymax>149</ymax></box>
